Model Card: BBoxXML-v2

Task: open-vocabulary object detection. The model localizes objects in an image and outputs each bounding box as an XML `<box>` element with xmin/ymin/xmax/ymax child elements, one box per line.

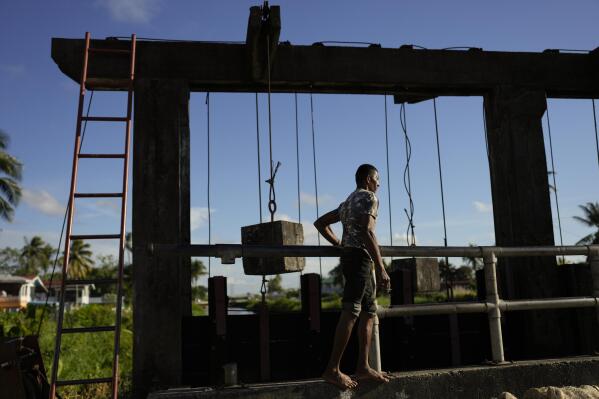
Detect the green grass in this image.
<box><xmin>1</xmin><ymin>305</ymin><xmax>133</xmax><ymax>399</ymax></box>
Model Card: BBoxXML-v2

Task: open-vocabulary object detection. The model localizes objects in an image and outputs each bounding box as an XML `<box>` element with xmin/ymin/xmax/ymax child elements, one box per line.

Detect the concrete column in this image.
<box><xmin>132</xmin><ymin>79</ymin><xmax>191</xmax><ymax>399</ymax></box>
<box><xmin>484</xmin><ymin>86</ymin><xmax>561</xmax><ymax>357</ymax></box>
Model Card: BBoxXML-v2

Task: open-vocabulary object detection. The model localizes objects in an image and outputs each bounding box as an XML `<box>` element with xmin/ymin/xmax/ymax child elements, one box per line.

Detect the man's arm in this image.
<box><xmin>314</xmin><ymin>209</ymin><xmax>342</xmax><ymax>246</ymax></box>
<box><xmin>359</xmin><ymin>214</ymin><xmax>391</xmax><ymax>292</ymax></box>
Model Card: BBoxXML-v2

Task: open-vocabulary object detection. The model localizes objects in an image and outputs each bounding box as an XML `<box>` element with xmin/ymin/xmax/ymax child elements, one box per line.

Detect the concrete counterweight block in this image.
<box><xmin>391</xmin><ymin>258</ymin><xmax>440</xmax><ymax>292</ymax></box>
<box><xmin>241</xmin><ymin>220</ymin><xmax>305</xmax><ymax>275</ymax></box>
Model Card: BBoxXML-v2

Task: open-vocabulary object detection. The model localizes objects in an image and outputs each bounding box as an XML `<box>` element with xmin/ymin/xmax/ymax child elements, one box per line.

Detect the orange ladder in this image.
<box><xmin>49</xmin><ymin>32</ymin><xmax>136</xmax><ymax>399</ymax></box>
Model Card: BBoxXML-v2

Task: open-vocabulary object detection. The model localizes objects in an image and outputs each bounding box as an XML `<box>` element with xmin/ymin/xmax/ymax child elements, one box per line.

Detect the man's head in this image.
<box><xmin>355</xmin><ymin>164</ymin><xmax>380</xmax><ymax>193</ymax></box>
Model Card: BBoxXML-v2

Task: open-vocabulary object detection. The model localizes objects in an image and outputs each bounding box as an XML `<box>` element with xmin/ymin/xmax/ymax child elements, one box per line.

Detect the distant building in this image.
<box><xmin>42</xmin><ymin>280</ymin><xmax>94</xmax><ymax>307</ymax></box>
<box><xmin>0</xmin><ymin>275</ymin><xmax>47</xmax><ymax>311</ymax></box>
<box><xmin>0</xmin><ymin>274</ymin><xmax>97</xmax><ymax>311</ymax></box>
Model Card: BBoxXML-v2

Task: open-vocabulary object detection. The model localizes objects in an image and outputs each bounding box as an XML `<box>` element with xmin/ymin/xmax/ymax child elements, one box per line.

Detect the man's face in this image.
<box><xmin>367</xmin><ymin>171</ymin><xmax>380</xmax><ymax>193</ymax></box>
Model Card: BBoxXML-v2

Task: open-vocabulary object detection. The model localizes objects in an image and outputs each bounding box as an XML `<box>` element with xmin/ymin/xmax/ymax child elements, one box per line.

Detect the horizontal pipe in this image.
<box><xmin>377</xmin><ymin>302</ymin><xmax>489</xmax><ymax>318</ymax></box>
<box><xmin>500</xmin><ymin>297</ymin><xmax>599</xmax><ymax>311</ymax></box>
<box><xmin>148</xmin><ymin>243</ymin><xmax>599</xmax><ymax>259</ymax></box>
<box><xmin>376</xmin><ymin>297</ymin><xmax>599</xmax><ymax>318</ymax></box>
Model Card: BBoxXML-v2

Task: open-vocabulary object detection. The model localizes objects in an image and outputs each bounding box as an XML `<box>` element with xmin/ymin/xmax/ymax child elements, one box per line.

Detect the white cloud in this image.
<box><xmin>95</xmin><ymin>200</ymin><xmax>121</xmax><ymax>214</ymax></box>
<box><xmin>300</xmin><ymin>192</ymin><xmax>335</xmax><ymax>207</ymax></box>
<box><xmin>97</xmin><ymin>0</ymin><xmax>161</xmax><ymax>23</ymax></box>
<box><xmin>392</xmin><ymin>232</ymin><xmax>418</xmax><ymax>246</ymax></box>
<box><xmin>473</xmin><ymin>201</ymin><xmax>493</xmax><ymax>213</ymax></box>
<box><xmin>22</xmin><ymin>189</ymin><xmax>65</xmax><ymax>216</ymax></box>
<box><xmin>191</xmin><ymin>207</ymin><xmax>213</xmax><ymax>231</ymax></box>
<box><xmin>0</xmin><ymin>64</ymin><xmax>25</xmax><ymax>77</ymax></box>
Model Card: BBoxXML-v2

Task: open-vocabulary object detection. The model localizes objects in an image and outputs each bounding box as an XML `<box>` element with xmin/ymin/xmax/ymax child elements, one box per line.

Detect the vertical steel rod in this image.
<box><xmin>50</xmin><ymin>31</ymin><xmax>91</xmax><ymax>399</ymax></box>
<box><xmin>484</xmin><ymin>251</ymin><xmax>504</xmax><ymax>363</ymax></box>
<box><xmin>590</xmin><ymin>249</ymin><xmax>599</xmax><ymax>326</ymax></box>
<box><xmin>369</xmin><ymin>313</ymin><xmax>382</xmax><ymax>372</ymax></box>
<box><xmin>111</xmin><ymin>33</ymin><xmax>136</xmax><ymax>399</ymax></box>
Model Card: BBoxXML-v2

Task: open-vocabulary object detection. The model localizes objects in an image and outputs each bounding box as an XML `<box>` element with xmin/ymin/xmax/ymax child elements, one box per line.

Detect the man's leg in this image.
<box><xmin>355</xmin><ymin>312</ymin><xmax>389</xmax><ymax>382</ymax></box>
<box><xmin>322</xmin><ymin>310</ymin><xmax>358</xmax><ymax>389</ymax></box>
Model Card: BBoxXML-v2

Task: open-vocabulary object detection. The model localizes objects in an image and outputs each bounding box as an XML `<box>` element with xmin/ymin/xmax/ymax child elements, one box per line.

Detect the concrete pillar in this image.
<box><xmin>484</xmin><ymin>86</ymin><xmax>561</xmax><ymax>357</ymax></box>
<box><xmin>132</xmin><ymin>79</ymin><xmax>191</xmax><ymax>398</ymax></box>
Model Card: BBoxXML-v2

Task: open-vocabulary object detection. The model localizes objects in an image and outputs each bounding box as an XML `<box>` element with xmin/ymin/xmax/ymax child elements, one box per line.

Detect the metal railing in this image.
<box><xmin>150</xmin><ymin>243</ymin><xmax>599</xmax><ymax>365</ymax></box>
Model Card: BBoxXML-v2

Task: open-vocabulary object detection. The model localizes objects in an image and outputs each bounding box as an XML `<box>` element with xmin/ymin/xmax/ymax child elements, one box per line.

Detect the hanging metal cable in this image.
<box><xmin>432</xmin><ymin>99</ymin><xmax>449</xmax><ymax>248</ymax></box>
<box><xmin>310</xmin><ymin>92</ymin><xmax>323</xmax><ymax>276</ymax></box>
<box><xmin>383</xmin><ymin>95</ymin><xmax>393</xmax><ymax>253</ymax></box>
<box><xmin>206</xmin><ymin>92</ymin><xmax>212</xmax><ymax>276</ymax></box>
<box><xmin>400</xmin><ymin>103</ymin><xmax>416</xmax><ymax>246</ymax></box>
<box><xmin>432</xmin><ymin>98</ymin><xmax>450</xmax><ymax>278</ymax></box>
<box><xmin>255</xmin><ymin>93</ymin><xmax>263</xmax><ymax>223</ymax></box>
<box><xmin>295</xmin><ymin>93</ymin><xmax>302</xmax><ymax>223</ymax></box>
<box><xmin>593</xmin><ymin>99</ymin><xmax>599</xmax><ymax>171</ymax></box>
<box><xmin>544</xmin><ymin>96</ymin><xmax>565</xmax><ymax>263</ymax></box>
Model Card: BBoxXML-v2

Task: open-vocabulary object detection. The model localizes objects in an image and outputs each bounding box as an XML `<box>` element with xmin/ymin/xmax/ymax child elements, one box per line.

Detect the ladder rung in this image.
<box><xmin>81</xmin><ymin>116</ymin><xmax>128</xmax><ymax>122</ymax></box>
<box><xmin>86</xmin><ymin>78</ymin><xmax>132</xmax><ymax>90</ymax></box>
<box><xmin>74</xmin><ymin>192</ymin><xmax>123</xmax><ymax>198</ymax></box>
<box><xmin>70</xmin><ymin>234</ymin><xmax>121</xmax><ymax>240</ymax></box>
<box><xmin>88</xmin><ymin>47</ymin><xmax>130</xmax><ymax>55</ymax></box>
<box><xmin>56</xmin><ymin>377</ymin><xmax>113</xmax><ymax>386</ymax></box>
<box><xmin>62</xmin><ymin>326</ymin><xmax>115</xmax><ymax>334</ymax></box>
<box><xmin>65</xmin><ymin>278</ymin><xmax>118</xmax><ymax>285</ymax></box>
<box><xmin>78</xmin><ymin>153</ymin><xmax>126</xmax><ymax>159</ymax></box>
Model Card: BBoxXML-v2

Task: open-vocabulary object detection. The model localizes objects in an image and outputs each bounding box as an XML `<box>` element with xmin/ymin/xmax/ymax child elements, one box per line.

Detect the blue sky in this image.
<box><xmin>1</xmin><ymin>1</ymin><xmax>599</xmax><ymax>294</ymax></box>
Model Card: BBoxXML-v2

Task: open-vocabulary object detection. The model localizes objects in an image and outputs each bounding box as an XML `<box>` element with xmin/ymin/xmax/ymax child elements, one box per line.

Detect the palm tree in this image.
<box><xmin>125</xmin><ymin>232</ymin><xmax>133</xmax><ymax>265</ymax></box>
<box><xmin>64</xmin><ymin>240</ymin><xmax>94</xmax><ymax>279</ymax></box>
<box><xmin>19</xmin><ymin>236</ymin><xmax>54</xmax><ymax>276</ymax></box>
<box><xmin>0</xmin><ymin>130</ymin><xmax>23</xmax><ymax>222</ymax></box>
<box><xmin>573</xmin><ymin>202</ymin><xmax>599</xmax><ymax>245</ymax></box>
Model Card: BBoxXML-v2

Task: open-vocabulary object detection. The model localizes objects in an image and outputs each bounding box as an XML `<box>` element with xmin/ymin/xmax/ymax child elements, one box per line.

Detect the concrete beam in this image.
<box><xmin>148</xmin><ymin>356</ymin><xmax>599</xmax><ymax>399</ymax></box>
<box><xmin>51</xmin><ymin>38</ymin><xmax>599</xmax><ymax>97</ymax></box>
<box><xmin>132</xmin><ymin>79</ymin><xmax>191</xmax><ymax>399</ymax></box>
<box><xmin>484</xmin><ymin>86</ymin><xmax>561</xmax><ymax>357</ymax></box>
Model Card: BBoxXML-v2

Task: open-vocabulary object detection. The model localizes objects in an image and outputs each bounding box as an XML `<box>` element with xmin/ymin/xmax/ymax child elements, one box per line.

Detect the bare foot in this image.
<box><xmin>355</xmin><ymin>367</ymin><xmax>390</xmax><ymax>383</ymax></box>
<box><xmin>322</xmin><ymin>369</ymin><xmax>358</xmax><ymax>390</ymax></box>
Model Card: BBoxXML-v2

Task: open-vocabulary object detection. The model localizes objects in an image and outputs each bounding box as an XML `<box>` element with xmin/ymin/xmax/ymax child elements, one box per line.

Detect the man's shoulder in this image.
<box><xmin>353</xmin><ymin>189</ymin><xmax>377</xmax><ymax>202</ymax></box>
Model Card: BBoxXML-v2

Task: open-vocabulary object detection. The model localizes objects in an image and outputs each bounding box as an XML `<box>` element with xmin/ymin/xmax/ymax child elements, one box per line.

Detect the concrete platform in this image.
<box><xmin>148</xmin><ymin>356</ymin><xmax>599</xmax><ymax>399</ymax></box>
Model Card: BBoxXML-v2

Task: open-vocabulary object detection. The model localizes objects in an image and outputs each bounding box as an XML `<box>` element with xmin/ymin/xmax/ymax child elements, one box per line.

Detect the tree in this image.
<box><xmin>328</xmin><ymin>263</ymin><xmax>344</xmax><ymax>288</ymax></box>
<box><xmin>462</xmin><ymin>243</ymin><xmax>483</xmax><ymax>271</ymax></box>
<box><xmin>125</xmin><ymin>232</ymin><xmax>133</xmax><ymax>265</ymax></box>
<box><xmin>267</xmin><ymin>274</ymin><xmax>284</xmax><ymax>295</ymax></box>
<box><xmin>63</xmin><ymin>240</ymin><xmax>94</xmax><ymax>279</ymax></box>
<box><xmin>18</xmin><ymin>236</ymin><xmax>54</xmax><ymax>276</ymax></box>
<box><xmin>0</xmin><ymin>247</ymin><xmax>20</xmax><ymax>274</ymax></box>
<box><xmin>439</xmin><ymin>258</ymin><xmax>456</xmax><ymax>300</ymax></box>
<box><xmin>0</xmin><ymin>130</ymin><xmax>23</xmax><ymax>222</ymax></box>
<box><xmin>191</xmin><ymin>258</ymin><xmax>207</xmax><ymax>281</ymax></box>
<box><xmin>573</xmin><ymin>202</ymin><xmax>599</xmax><ymax>245</ymax></box>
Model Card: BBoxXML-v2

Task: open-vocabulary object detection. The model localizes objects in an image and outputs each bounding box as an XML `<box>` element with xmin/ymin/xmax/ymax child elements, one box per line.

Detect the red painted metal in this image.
<box><xmin>111</xmin><ymin>33</ymin><xmax>136</xmax><ymax>399</ymax></box>
<box><xmin>49</xmin><ymin>31</ymin><xmax>91</xmax><ymax>399</ymax></box>
<box><xmin>49</xmin><ymin>32</ymin><xmax>136</xmax><ymax>399</ymax></box>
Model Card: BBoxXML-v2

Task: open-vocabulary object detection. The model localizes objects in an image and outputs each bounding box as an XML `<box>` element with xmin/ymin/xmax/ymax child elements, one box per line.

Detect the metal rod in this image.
<box><xmin>484</xmin><ymin>251</ymin><xmax>504</xmax><ymax>363</ymax></box>
<box><xmin>500</xmin><ymin>297</ymin><xmax>598</xmax><ymax>311</ymax></box>
<box><xmin>111</xmin><ymin>33</ymin><xmax>136</xmax><ymax>399</ymax></box>
<box><xmin>369</xmin><ymin>313</ymin><xmax>382</xmax><ymax>372</ymax></box>
<box><xmin>149</xmin><ymin>243</ymin><xmax>599</xmax><ymax>259</ymax></box>
<box><xmin>50</xmin><ymin>31</ymin><xmax>91</xmax><ymax>399</ymax></box>
<box><xmin>377</xmin><ymin>302</ymin><xmax>489</xmax><ymax>318</ymax></box>
<box><xmin>376</xmin><ymin>297</ymin><xmax>598</xmax><ymax>318</ymax></box>
<box><xmin>590</xmin><ymin>250</ymin><xmax>599</xmax><ymax>325</ymax></box>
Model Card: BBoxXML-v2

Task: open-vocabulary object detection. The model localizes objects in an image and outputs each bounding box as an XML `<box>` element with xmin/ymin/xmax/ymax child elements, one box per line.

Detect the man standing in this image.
<box><xmin>314</xmin><ymin>164</ymin><xmax>391</xmax><ymax>389</ymax></box>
